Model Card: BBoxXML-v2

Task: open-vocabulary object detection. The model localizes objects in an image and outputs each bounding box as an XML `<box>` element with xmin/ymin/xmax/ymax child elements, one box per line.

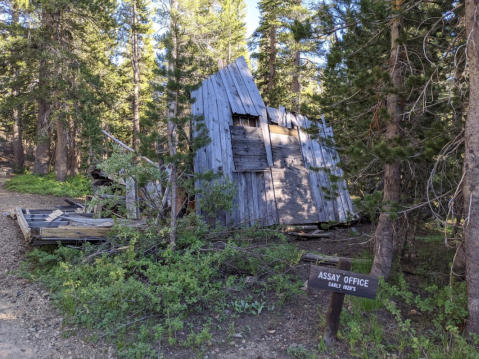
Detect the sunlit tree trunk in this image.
<box><xmin>33</xmin><ymin>9</ymin><xmax>53</xmax><ymax>175</ymax></box>
<box><xmin>11</xmin><ymin>4</ymin><xmax>24</xmax><ymax>173</ymax></box>
<box><xmin>132</xmin><ymin>0</ymin><xmax>141</xmax><ymax>152</ymax></box>
<box><xmin>268</xmin><ymin>24</ymin><xmax>276</xmax><ymax>96</ymax></box>
<box><xmin>464</xmin><ymin>0</ymin><xmax>479</xmax><ymax>335</ymax></box>
<box><xmin>167</xmin><ymin>0</ymin><xmax>178</xmax><ymax>249</ymax></box>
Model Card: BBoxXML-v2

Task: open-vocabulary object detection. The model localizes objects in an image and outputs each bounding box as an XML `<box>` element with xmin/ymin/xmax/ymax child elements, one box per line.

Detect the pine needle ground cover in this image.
<box><xmin>6</xmin><ymin>173</ymin><xmax>92</xmax><ymax>197</ymax></box>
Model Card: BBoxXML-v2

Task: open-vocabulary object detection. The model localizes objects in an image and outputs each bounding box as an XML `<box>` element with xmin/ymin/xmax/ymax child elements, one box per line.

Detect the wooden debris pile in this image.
<box><xmin>9</xmin><ymin>204</ymin><xmax>113</xmax><ymax>245</ymax></box>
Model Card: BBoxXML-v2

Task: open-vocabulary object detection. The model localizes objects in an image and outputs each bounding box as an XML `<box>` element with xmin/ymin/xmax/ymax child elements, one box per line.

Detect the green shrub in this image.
<box><xmin>6</xmin><ymin>173</ymin><xmax>92</xmax><ymax>197</ymax></box>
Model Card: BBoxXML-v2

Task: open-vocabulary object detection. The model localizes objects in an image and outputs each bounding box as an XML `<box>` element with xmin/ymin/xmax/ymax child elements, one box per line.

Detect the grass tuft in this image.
<box><xmin>6</xmin><ymin>173</ymin><xmax>92</xmax><ymax>197</ymax></box>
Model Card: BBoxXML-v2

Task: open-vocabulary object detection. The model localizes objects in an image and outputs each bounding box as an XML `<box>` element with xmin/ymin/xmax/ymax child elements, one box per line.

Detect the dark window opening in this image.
<box><xmin>233</xmin><ymin>115</ymin><xmax>259</xmax><ymax>127</ymax></box>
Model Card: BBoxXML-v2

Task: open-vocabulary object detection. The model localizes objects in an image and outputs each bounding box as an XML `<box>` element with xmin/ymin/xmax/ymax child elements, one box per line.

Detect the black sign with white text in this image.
<box><xmin>308</xmin><ymin>265</ymin><xmax>379</xmax><ymax>299</ymax></box>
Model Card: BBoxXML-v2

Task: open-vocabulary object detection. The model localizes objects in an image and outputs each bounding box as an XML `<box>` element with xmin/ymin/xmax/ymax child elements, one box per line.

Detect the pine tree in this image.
<box><xmin>315</xmin><ymin>0</ymin><xmax>462</xmax><ymax>279</ymax></box>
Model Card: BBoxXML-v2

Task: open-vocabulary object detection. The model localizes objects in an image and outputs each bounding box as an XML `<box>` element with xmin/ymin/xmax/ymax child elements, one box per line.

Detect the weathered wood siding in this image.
<box><xmin>192</xmin><ymin>57</ymin><xmax>278</xmax><ymax>227</ymax></box>
<box><xmin>192</xmin><ymin>56</ymin><xmax>354</xmax><ymax>226</ymax></box>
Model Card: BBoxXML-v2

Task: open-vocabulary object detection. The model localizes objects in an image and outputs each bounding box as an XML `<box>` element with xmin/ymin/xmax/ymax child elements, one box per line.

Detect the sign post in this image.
<box><xmin>308</xmin><ymin>258</ymin><xmax>379</xmax><ymax>346</ymax></box>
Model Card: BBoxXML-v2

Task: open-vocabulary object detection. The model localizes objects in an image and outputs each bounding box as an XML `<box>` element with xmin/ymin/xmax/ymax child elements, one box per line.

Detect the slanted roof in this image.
<box><xmin>213</xmin><ymin>56</ymin><xmax>264</xmax><ymax>117</ymax></box>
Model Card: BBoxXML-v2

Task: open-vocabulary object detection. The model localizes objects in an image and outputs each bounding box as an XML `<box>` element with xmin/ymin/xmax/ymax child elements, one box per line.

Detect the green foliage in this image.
<box><xmin>339</xmin><ymin>276</ymin><xmax>479</xmax><ymax>359</ymax></box>
<box><xmin>6</xmin><ymin>173</ymin><xmax>92</xmax><ymax>197</ymax></box>
<box><xmin>197</xmin><ymin>175</ymin><xmax>237</xmax><ymax>224</ymax></box>
<box><xmin>21</xmin><ymin>219</ymin><xmax>305</xmax><ymax>357</ymax></box>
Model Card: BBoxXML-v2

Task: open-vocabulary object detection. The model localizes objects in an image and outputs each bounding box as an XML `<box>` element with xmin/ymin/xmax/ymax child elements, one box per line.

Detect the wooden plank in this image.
<box><xmin>227</xmin><ymin>62</ymin><xmax>260</xmax><ymax>116</ymax></box>
<box><xmin>266</xmin><ymin>107</ymin><xmax>280</xmax><ymax>123</ymax></box>
<box><xmin>230</xmin><ymin>126</ymin><xmax>264</xmax><ymax>141</ymax></box>
<box><xmin>270</xmin><ymin>132</ymin><xmax>304</xmax><ymax>168</ymax></box>
<box><xmin>269</xmin><ymin>125</ymin><xmax>298</xmax><ymax>137</ymax></box>
<box><xmin>264</xmin><ymin>170</ymin><xmax>279</xmax><ymax>226</ymax></box>
<box><xmin>285</xmin><ymin>112</ymin><xmax>294</xmax><ymax>129</ymax></box>
<box><xmin>212</xmin><ymin>71</ymin><xmax>236</xmax><ymax>224</ymax></box>
<box><xmin>207</xmin><ymin>78</ymin><xmax>224</xmax><ymax>173</ymax></box>
<box><xmin>271</xmin><ymin>167</ymin><xmax>319</xmax><ymax>224</ymax></box>
<box><xmin>233</xmin><ymin>172</ymin><xmax>244</xmax><ymax>225</ymax></box>
<box><xmin>278</xmin><ymin>106</ymin><xmax>286</xmax><ymax>127</ymax></box>
<box><xmin>39</xmin><ymin>226</ymin><xmax>111</xmax><ymax>238</ymax></box>
<box><xmin>299</xmin><ymin>115</ymin><xmax>336</xmax><ymax>222</ymax></box>
<box><xmin>315</xmin><ymin>121</ymin><xmax>345</xmax><ymax>221</ymax></box>
<box><xmin>296</xmin><ymin>117</ymin><xmax>328</xmax><ymax>223</ymax></box>
<box><xmin>284</xmin><ymin>225</ymin><xmax>318</xmax><ymax>232</ymax></box>
<box><xmin>233</xmin><ymin>155</ymin><xmax>269</xmax><ymax>171</ymax></box>
<box><xmin>192</xmin><ymin>86</ymin><xmax>204</xmax><ymax>216</ymax></box>
<box><xmin>126</xmin><ymin>177</ymin><xmax>140</xmax><ymax>220</ymax></box>
<box><xmin>302</xmin><ymin>253</ymin><xmax>368</xmax><ymax>265</ymax></box>
<box><xmin>255</xmin><ymin>172</ymin><xmax>267</xmax><ymax>226</ymax></box>
<box><xmin>231</xmin><ymin>140</ymin><xmax>267</xmax><ymax>155</ymax></box>
<box><xmin>219</xmin><ymin>66</ymin><xmax>246</xmax><ymax>115</ymax></box>
<box><xmin>269</xmin><ymin>132</ymin><xmax>301</xmax><ymax>146</ymax></box>
<box><xmin>321</xmin><ymin>121</ymin><xmax>355</xmax><ymax>219</ymax></box>
<box><xmin>289</xmin><ymin>231</ymin><xmax>332</xmax><ymax>238</ymax></box>
<box><xmin>15</xmin><ymin>207</ymin><xmax>31</xmax><ymax>243</ymax></box>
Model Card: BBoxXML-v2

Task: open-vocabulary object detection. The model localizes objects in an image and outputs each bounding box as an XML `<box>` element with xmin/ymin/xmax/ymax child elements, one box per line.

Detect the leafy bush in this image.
<box><xmin>6</xmin><ymin>173</ymin><xmax>92</xmax><ymax>197</ymax></box>
<box><xmin>21</xmin><ymin>221</ymin><xmax>304</xmax><ymax>357</ymax></box>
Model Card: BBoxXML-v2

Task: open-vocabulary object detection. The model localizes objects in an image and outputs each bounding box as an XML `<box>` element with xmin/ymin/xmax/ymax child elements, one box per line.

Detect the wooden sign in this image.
<box><xmin>308</xmin><ymin>264</ymin><xmax>379</xmax><ymax>299</ymax></box>
<box><xmin>308</xmin><ymin>259</ymin><xmax>379</xmax><ymax>346</ymax></box>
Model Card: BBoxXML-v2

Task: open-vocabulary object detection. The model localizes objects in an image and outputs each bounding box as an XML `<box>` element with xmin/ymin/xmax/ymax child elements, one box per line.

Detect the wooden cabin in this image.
<box><xmin>191</xmin><ymin>57</ymin><xmax>354</xmax><ymax>226</ymax></box>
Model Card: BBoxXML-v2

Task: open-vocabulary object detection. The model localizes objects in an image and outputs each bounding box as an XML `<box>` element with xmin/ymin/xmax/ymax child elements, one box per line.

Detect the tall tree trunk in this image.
<box><xmin>68</xmin><ymin>119</ymin><xmax>80</xmax><ymax>176</ymax></box>
<box><xmin>53</xmin><ymin>11</ymin><xmax>68</xmax><ymax>182</ymax></box>
<box><xmin>132</xmin><ymin>0</ymin><xmax>141</xmax><ymax>152</ymax></box>
<box><xmin>167</xmin><ymin>0</ymin><xmax>179</xmax><ymax>250</ymax></box>
<box><xmin>267</xmin><ymin>25</ymin><xmax>276</xmax><ymax>100</ymax></box>
<box><xmin>11</xmin><ymin>5</ymin><xmax>24</xmax><ymax>173</ymax></box>
<box><xmin>291</xmin><ymin>50</ymin><xmax>300</xmax><ymax>113</ymax></box>
<box><xmin>370</xmin><ymin>0</ymin><xmax>403</xmax><ymax>280</ymax></box>
<box><xmin>54</xmin><ymin>118</ymin><xmax>68</xmax><ymax>182</ymax></box>
<box><xmin>33</xmin><ymin>9</ymin><xmax>53</xmax><ymax>175</ymax></box>
<box><xmin>464</xmin><ymin>0</ymin><xmax>479</xmax><ymax>335</ymax></box>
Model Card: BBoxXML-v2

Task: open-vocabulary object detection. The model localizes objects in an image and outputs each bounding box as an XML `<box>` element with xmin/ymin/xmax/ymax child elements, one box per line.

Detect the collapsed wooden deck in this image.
<box><xmin>10</xmin><ymin>205</ymin><xmax>112</xmax><ymax>245</ymax></box>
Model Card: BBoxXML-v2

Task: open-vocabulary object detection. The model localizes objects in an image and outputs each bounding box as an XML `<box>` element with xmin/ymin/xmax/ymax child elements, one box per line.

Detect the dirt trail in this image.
<box><xmin>0</xmin><ymin>172</ymin><xmax>115</xmax><ymax>359</ymax></box>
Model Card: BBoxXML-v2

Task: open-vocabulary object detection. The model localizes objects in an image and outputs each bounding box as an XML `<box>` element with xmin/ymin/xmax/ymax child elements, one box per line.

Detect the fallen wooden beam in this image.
<box><xmin>288</xmin><ymin>231</ymin><xmax>332</xmax><ymax>238</ymax></box>
<box><xmin>283</xmin><ymin>225</ymin><xmax>318</xmax><ymax>232</ymax></box>
<box><xmin>35</xmin><ymin>226</ymin><xmax>112</xmax><ymax>239</ymax></box>
<box><xmin>301</xmin><ymin>253</ymin><xmax>368</xmax><ymax>265</ymax></box>
<box><xmin>15</xmin><ymin>207</ymin><xmax>31</xmax><ymax>243</ymax></box>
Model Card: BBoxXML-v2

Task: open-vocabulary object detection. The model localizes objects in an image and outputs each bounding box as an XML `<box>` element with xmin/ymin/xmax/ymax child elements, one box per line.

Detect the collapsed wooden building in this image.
<box><xmin>191</xmin><ymin>57</ymin><xmax>354</xmax><ymax>226</ymax></box>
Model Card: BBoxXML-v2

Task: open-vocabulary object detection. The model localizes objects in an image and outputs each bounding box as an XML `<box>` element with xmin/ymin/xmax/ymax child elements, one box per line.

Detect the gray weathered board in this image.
<box><xmin>308</xmin><ymin>265</ymin><xmax>379</xmax><ymax>299</ymax></box>
<box><xmin>271</xmin><ymin>167</ymin><xmax>318</xmax><ymax>224</ymax></box>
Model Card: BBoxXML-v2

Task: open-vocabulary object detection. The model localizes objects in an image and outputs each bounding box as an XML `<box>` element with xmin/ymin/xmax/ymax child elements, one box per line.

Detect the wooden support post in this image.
<box><xmin>324</xmin><ymin>258</ymin><xmax>352</xmax><ymax>346</ymax></box>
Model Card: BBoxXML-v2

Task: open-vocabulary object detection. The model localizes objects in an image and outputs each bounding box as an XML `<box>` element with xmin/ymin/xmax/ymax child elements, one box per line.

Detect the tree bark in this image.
<box><xmin>464</xmin><ymin>0</ymin><xmax>479</xmax><ymax>335</ymax></box>
<box><xmin>53</xmin><ymin>10</ymin><xmax>68</xmax><ymax>182</ymax></box>
<box><xmin>33</xmin><ymin>9</ymin><xmax>53</xmax><ymax>175</ymax></box>
<box><xmin>370</xmin><ymin>0</ymin><xmax>403</xmax><ymax>280</ymax></box>
<box><xmin>268</xmin><ymin>24</ymin><xmax>276</xmax><ymax>98</ymax></box>
<box><xmin>11</xmin><ymin>5</ymin><xmax>24</xmax><ymax>173</ymax></box>
<box><xmin>291</xmin><ymin>49</ymin><xmax>300</xmax><ymax>113</ymax></box>
<box><xmin>168</xmin><ymin>0</ymin><xmax>179</xmax><ymax>250</ymax></box>
<box><xmin>132</xmin><ymin>0</ymin><xmax>141</xmax><ymax>152</ymax></box>
<box><xmin>54</xmin><ymin>118</ymin><xmax>68</xmax><ymax>182</ymax></box>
